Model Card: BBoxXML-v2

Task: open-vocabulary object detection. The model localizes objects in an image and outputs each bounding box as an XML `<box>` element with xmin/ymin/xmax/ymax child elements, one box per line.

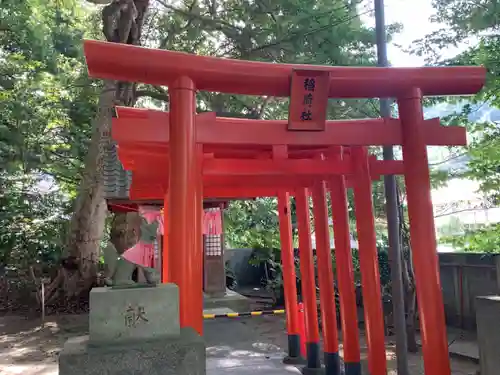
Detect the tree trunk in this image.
<box><xmin>397</xmin><ymin>185</ymin><xmax>419</xmax><ymax>352</ymax></box>
<box><xmin>43</xmin><ymin>81</ymin><xmax>116</xmax><ymax>304</ymax></box>
<box><xmin>104</xmin><ymin>0</ymin><xmax>150</xmax><ymax>283</ymax></box>
<box><xmin>44</xmin><ymin>0</ymin><xmax>150</xmax><ymax>305</ymax></box>
<box><xmin>405</xmin><ymin>285</ymin><xmax>418</xmax><ymax>352</ymax></box>
<box><xmin>401</xmin><ymin>240</ymin><xmax>418</xmax><ymax>352</ymax></box>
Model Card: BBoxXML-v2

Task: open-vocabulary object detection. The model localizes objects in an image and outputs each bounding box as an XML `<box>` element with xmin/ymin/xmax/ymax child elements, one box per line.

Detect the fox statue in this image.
<box><xmin>103</xmin><ymin>206</ymin><xmax>163</xmax><ymax>287</ymax></box>
<box><xmin>102</xmin><ymin>241</ymin><xmax>160</xmax><ymax>287</ymax></box>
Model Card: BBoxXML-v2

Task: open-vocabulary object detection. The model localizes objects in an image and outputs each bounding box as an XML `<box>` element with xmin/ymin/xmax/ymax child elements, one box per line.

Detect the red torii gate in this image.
<box><xmin>114</xmin><ymin>108</ymin><xmax>457</xmax><ymax>375</ymax></box>
<box><xmin>114</xmin><ymin>113</ymin><xmax>404</xmax><ymax>375</ymax></box>
<box><xmin>83</xmin><ymin>39</ymin><xmax>485</xmax><ymax>375</ymax></box>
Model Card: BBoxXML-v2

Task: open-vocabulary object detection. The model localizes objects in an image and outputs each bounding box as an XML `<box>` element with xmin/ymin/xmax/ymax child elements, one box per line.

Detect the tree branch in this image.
<box><xmin>135</xmin><ymin>89</ymin><xmax>168</xmax><ymax>102</ymax></box>
<box><xmin>429</xmin><ymin>152</ymin><xmax>467</xmax><ymax>167</ymax></box>
<box><xmin>249</xmin><ymin>5</ymin><xmax>372</xmax><ymax>54</ymax></box>
<box><xmin>434</xmin><ymin>206</ymin><xmax>495</xmax><ymax>218</ymax></box>
<box><xmin>155</xmin><ymin>0</ymin><xmax>243</xmax><ymax>32</ymax></box>
<box><xmin>46</xmin><ymin>149</ymin><xmax>81</xmax><ymax>169</ymax></box>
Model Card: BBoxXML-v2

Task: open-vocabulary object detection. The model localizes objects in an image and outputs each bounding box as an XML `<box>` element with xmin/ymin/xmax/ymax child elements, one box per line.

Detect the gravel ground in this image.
<box><xmin>0</xmin><ymin>314</ymin><xmax>479</xmax><ymax>375</ymax></box>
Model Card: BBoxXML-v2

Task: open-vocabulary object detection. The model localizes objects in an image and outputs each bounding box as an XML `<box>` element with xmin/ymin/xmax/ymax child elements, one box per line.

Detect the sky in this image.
<box><xmin>380</xmin><ymin>0</ymin><xmax>438</xmax><ymax>67</ymax></box>
<box><xmin>362</xmin><ymin>0</ymin><xmax>464</xmax><ymax>67</ymax></box>
<box><xmin>361</xmin><ymin>1</ymin><xmax>500</xmax><ymax>228</ymax></box>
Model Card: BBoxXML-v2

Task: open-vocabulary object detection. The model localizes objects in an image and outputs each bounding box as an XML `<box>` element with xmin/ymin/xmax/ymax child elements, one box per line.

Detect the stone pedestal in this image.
<box><xmin>476</xmin><ymin>295</ymin><xmax>500</xmax><ymax>375</ymax></box>
<box><xmin>89</xmin><ymin>284</ymin><xmax>180</xmax><ymax>345</ymax></box>
<box><xmin>59</xmin><ymin>284</ymin><xmax>206</xmax><ymax>375</ymax></box>
<box><xmin>59</xmin><ymin>328</ymin><xmax>205</xmax><ymax>375</ymax></box>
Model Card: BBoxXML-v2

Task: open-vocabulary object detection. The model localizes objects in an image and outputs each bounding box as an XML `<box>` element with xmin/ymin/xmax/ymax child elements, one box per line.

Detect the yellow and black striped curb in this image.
<box><xmin>203</xmin><ymin>309</ymin><xmax>285</xmax><ymax>319</ymax></box>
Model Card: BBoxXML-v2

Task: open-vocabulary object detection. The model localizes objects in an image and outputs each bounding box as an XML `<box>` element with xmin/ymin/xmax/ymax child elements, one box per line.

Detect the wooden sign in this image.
<box><xmin>288</xmin><ymin>69</ymin><xmax>330</xmax><ymax>131</ymax></box>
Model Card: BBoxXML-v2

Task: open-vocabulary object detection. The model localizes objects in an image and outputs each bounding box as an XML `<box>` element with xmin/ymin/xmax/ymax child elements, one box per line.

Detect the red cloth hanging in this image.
<box><xmin>203</xmin><ymin>209</ymin><xmax>222</xmax><ymax>235</ymax></box>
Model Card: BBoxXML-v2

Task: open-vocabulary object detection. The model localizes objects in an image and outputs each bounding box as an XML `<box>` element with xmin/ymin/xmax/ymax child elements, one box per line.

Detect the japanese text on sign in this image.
<box><xmin>124</xmin><ymin>304</ymin><xmax>149</xmax><ymax>328</ymax></box>
<box><xmin>288</xmin><ymin>70</ymin><xmax>330</xmax><ymax>131</ymax></box>
<box><xmin>300</xmin><ymin>80</ymin><xmax>315</xmax><ymax>121</ymax></box>
<box><xmin>304</xmin><ymin>78</ymin><xmax>315</xmax><ymax>92</ymax></box>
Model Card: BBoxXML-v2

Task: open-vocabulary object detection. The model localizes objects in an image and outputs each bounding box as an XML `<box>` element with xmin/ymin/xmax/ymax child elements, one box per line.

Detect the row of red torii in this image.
<box><xmin>83</xmin><ymin>39</ymin><xmax>485</xmax><ymax>375</ymax></box>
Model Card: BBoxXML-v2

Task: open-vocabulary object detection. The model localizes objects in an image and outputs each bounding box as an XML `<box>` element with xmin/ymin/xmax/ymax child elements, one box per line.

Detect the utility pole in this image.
<box><xmin>374</xmin><ymin>0</ymin><xmax>410</xmax><ymax>374</ymax></box>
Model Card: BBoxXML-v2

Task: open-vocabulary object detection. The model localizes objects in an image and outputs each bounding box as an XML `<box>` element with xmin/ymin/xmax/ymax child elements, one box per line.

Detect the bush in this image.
<box><xmin>253</xmin><ymin>246</ymin><xmax>391</xmax><ymax>307</ymax></box>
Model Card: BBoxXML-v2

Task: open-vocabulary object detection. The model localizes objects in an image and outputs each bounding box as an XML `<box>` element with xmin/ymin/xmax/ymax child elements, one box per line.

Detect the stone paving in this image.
<box><xmin>417</xmin><ymin>328</ymin><xmax>479</xmax><ymax>363</ymax></box>
<box><xmin>0</xmin><ymin>314</ymin><xmax>480</xmax><ymax>375</ymax></box>
<box><xmin>205</xmin><ymin>319</ymin><xmax>300</xmax><ymax>374</ymax></box>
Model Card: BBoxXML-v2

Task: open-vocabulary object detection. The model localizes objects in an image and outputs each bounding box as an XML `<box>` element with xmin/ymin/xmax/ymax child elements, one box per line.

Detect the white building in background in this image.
<box><xmin>307</xmin><ymin>178</ymin><xmax>499</xmax><ymax>253</ymax></box>
<box><xmin>310</xmin><ymin>218</ymin><xmax>359</xmax><ymax>250</ymax></box>
<box><xmin>432</xmin><ymin>178</ymin><xmax>500</xmax><ymax>252</ymax></box>
<box><xmin>433</xmin><ymin>179</ymin><xmax>500</xmax><ymax>226</ymax></box>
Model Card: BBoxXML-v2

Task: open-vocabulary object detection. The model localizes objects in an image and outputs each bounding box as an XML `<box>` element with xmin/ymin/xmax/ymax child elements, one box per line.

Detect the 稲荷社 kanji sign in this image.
<box><xmin>288</xmin><ymin>69</ymin><xmax>330</xmax><ymax>131</ymax></box>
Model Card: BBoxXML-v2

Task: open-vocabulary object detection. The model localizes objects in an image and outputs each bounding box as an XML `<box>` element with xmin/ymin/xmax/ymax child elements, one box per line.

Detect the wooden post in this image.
<box><xmin>168</xmin><ymin>76</ymin><xmax>201</xmax><ymax>333</ymax></box>
<box><xmin>398</xmin><ymin>88</ymin><xmax>451</xmax><ymax>375</ymax></box>
<box><xmin>274</xmin><ymin>145</ymin><xmax>302</xmax><ymax>362</ymax></box>
<box><xmin>351</xmin><ymin>146</ymin><xmax>387</xmax><ymax>375</ymax></box>
<box><xmin>162</xmin><ymin>195</ymin><xmax>169</xmax><ymax>283</ymax></box>
<box><xmin>312</xmin><ymin>180</ymin><xmax>341</xmax><ymax>375</ymax></box>
<box><xmin>193</xmin><ymin>144</ymin><xmax>204</xmax><ymax>335</ymax></box>
<box><xmin>295</xmin><ymin>188</ymin><xmax>321</xmax><ymax>371</ymax></box>
<box><xmin>329</xmin><ymin>148</ymin><xmax>361</xmax><ymax>375</ymax></box>
<box><xmin>278</xmin><ymin>191</ymin><xmax>302</xmax><ymax>361</ymax></box>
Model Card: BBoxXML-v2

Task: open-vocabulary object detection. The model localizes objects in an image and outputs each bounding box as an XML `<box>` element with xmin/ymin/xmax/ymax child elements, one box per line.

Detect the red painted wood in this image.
<box><xmin>112</xmin><ymin>108</ymin><xmax>466</xmax><ymax>147</ymax></box>
<box><xmin>84</xmin><ymin>40</ymin><xmax>485</xmax><ymax>98</ymax></box>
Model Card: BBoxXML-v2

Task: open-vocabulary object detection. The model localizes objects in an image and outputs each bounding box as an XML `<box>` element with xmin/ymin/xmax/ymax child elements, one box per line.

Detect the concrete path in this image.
<box><xmin>417</xmin><ymin>328</ymin><xmax>479</xmax><ymax>363</ymax></box>
<box><xmin>204</xmin><ymin>318</ymin><xmax>301</xmax><ymax>375</ymax></box>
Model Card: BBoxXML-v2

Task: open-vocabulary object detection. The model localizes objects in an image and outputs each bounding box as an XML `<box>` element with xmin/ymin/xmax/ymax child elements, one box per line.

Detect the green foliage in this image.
<box><xmin>466</xmin><ymin>122</ymin><xmax>500</xmax><ymax>202</ymax></box>
<box><xmin>0</xmin><ymin>0</ymin><xmax>97</xmax><ymax>269</ymax></box>
<box><xmin>225</xmin><ymin>199</ymin><xmax>281</xmax><ymax>250</ymax></box>
<box><xmin>257</xmin><ymin>245</ymin><xmax>391</xmax><ymax>305</ymax></box>
<box><xmin>406</xmin><ymin>0</ymin><xmax>500</xmax><ymax>253</ymax></box>
<box><xmin>0</xmin><ymin>173</ymin><xmax>69</xmax><ymax>269</ymax></box>
<box><xmin>441</xmin><ymin>223</ymin><xmax>500</xmax><ymax>253</ymax></box>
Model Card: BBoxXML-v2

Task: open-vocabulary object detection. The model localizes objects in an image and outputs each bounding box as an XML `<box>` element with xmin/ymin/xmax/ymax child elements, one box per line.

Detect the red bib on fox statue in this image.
<box><xmin>122</xmin><ymin>206</ymin><xmax>163</xmax><ymax>268</ymax></box>
<box><xmin>123</xmin><ymin>207</ymin><xmax>221</xmax><ymax>268</ymax></box>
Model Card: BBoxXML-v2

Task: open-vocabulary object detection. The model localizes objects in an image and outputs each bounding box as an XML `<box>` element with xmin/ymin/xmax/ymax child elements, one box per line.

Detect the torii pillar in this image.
<box><xmin>168</xmin><ymin>76</ymin><xmax>203</xmax><ymax>334</ymax></box>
